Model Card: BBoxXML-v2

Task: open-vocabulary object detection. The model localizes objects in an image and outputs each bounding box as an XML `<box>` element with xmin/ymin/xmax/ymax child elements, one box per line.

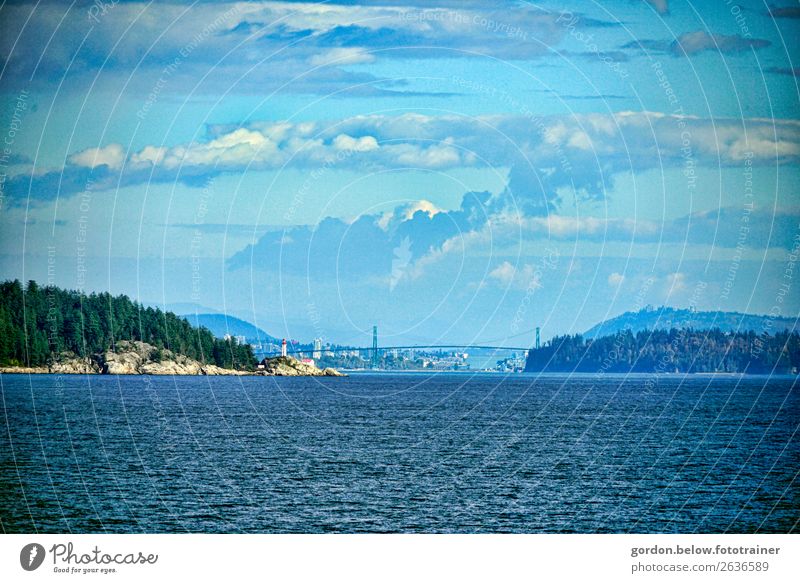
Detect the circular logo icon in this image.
<box><xmin>20</xmin><ymin>543</ymin><xmax>46</xmax><ymax>571</ymax></box>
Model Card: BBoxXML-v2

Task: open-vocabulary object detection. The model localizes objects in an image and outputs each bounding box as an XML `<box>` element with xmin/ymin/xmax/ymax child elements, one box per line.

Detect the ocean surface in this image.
<box><xmin>1</xmin><ymin>373</ymin><xmax>797</xmax><ymax>533</ymax></box>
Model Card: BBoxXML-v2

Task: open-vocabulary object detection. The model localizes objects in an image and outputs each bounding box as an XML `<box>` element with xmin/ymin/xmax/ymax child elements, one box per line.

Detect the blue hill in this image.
<box><xmin>584</xmin><ymin>307</ymin><xmax>796</xmax><ymax>339</ymax></box>
<box><xmin>181</xmin><ymin>313</ymin><xmax>279</xmax><ymax>344</ymax></box>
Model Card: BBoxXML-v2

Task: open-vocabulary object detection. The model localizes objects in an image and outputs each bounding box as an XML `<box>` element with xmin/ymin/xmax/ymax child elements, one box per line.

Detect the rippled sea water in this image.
<box><xmin>1</xmin><ymin>373</ymin><xmax>797</xmax><ymax>533</ymax></box>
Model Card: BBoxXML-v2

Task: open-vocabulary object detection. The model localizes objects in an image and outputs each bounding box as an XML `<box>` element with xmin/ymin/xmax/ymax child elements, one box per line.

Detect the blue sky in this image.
<box><xmin>0</xmin><ymin>0</ymin><xmax>798</xmax><ymax>346</ymax></box>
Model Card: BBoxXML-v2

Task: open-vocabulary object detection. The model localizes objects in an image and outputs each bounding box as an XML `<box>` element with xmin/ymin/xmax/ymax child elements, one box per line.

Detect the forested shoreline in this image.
<box><xmin>3</xmin><ymin>278</ymin><xmax>796</xmax><ymax>376</ymax></box>
<box><xmin>0</xmin><ymin>280</ymin><xmax>256</xmax><ymax>369</ymax></box>
<box><xmin>525</xmin><ymin>328</ymin><xmax>799</xmax><ymax>374</ymax></box>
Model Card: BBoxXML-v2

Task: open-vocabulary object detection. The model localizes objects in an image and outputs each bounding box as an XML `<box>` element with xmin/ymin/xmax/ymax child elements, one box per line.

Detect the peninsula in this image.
<box><xmin>0</xmin><ymin>280</ymin><xmax>343</xmax><ymax>377</ymax></box>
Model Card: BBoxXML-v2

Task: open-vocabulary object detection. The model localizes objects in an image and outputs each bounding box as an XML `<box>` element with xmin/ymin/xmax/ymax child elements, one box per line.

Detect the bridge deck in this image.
<box><xmin>255</xmin><ymin>345</ymin><xmax>530</xmax><ymax>357</ymax></box>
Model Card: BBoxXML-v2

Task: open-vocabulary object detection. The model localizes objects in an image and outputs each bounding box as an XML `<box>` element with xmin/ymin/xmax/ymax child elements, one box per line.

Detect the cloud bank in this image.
<box><xmin>8</xmin><ymin>111</ymin><xmax>799</xmax><ymax>206</ymax></box>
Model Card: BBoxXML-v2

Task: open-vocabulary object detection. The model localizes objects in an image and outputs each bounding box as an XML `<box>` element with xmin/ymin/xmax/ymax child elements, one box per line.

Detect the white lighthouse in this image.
<box><xmin>281</xmin><ymin>338</ymin><xmax>287</xmax><ymax>357</ymax></box>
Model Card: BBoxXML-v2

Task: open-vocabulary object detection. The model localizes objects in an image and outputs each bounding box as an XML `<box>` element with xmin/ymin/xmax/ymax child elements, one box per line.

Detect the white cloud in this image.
<box><xmin>487</xmin><ymin>260</ymin><xmax>544</xmax><ymax>290</ymax></box>
<box><xmin>520</xmin><ymin>215</ymin><xmax>657</xmax><ymax>239</ymax></box>
<box><xmin>130</xmin><ymin>146</ymin><xmax>167</xmax><ymax>167</ymax></box>
<box><xmin>332</xmin><ymin>134</ymin><xmax>379</xmax><ymax>152</ymax></box>
<box><xmin>0</xmin><ymin>1</ymin><xmax>572</xmax><ymax>87</ymax></box>
<box><xmin>309</xmin><ymin>48</ymin><xmax>375</xmax><ymax>67</ymax></box>
<box><xmin>52</xmin><ymin>112</ymin><xmax>800</xmax><ymax>204</ymax></box>
<box><xmin>172</xmin><ymin>112</ymin><xmax>800</xmax><ymax>171</ymax></box>
<box><xmin>162</xmin><ymin>128</ymin><xmax>279</xmax><ymax>169</ymax></box>
<box><xmin>68</xmin><ymin>144</ymin><xmax>125</xmax><ymax>169</ymax></box>
<box><xmin>401</xmin><ymin>200</ymin><xmax>443</xmax><ymax>220</ymax></box>
<box><xmin>608</xmin><ymin>272</ymin><xmax>625</xmax><ymax>286</ymax></box>
<box><xmin>489</xmin><ymin>261</ymin><xmax>516</xmax><ymax>286</ymax></box>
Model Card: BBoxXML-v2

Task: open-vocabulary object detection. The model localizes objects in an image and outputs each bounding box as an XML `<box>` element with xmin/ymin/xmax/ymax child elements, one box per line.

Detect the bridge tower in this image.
<box><xmin>372</xmin><ymin>325</ymin><xmax>379</xmax><ymax>368</ymax></box>
<box><xmin>535</xmin><ymin>327</ymin><xmax>540</xmax><ymax>350</ymax></box>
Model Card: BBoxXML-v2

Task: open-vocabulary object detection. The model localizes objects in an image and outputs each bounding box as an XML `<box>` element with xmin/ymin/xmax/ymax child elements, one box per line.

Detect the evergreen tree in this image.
<box><xmin>525</xmin><ymin>328</ymin><xmax>799</xmax><ymax>374</ymax></box>
<box><xmin>0</xmin><ymin>279</ymin><xmax>256</xmax><ymax>370</ymax></box>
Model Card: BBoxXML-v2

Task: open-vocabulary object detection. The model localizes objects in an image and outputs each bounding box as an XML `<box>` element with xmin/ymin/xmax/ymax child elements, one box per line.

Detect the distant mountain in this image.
<box><xmin>160</xmin><ymin>302</ymin><xmax>220</xmax><ymax>316</ymax></box>
<box><xmin>181</xmin><ymin>313</ymin><xmax>279</xmax><ymax>344</ymax></box>
<box><xmin>584</xmin><ymin>307</ymin><xmax>796</xmax><ymax>339</ymax></box>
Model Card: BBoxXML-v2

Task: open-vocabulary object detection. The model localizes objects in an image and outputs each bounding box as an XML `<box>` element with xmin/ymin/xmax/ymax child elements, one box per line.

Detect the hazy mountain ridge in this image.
<box><xmin>181</xmin><ymin>313</ymin><xmax>279</xmax><ymax>344</ymax></box>
<box><xmin>584</xmin><ymin>307</ymin><xmax>796</xmax><ymax>339</ymax></box>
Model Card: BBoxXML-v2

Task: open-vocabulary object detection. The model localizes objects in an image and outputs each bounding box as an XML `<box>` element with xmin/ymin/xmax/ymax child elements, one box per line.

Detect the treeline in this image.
<box><xmin>0</xmin><ymin>280</ymin><xmax>256</xmax><ymax>369</ymax></box>
<box><xmin>525</xmin><ymin>328</ymin><xmax>799</xmax><ymax>374</ymax></box>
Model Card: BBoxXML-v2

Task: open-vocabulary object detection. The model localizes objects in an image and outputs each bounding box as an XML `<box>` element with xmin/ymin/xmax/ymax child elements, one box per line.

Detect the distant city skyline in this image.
<box><xmin>1</xmin><ymin>0</ymin><xmax>798</xmax><ymax>346</ymax></box>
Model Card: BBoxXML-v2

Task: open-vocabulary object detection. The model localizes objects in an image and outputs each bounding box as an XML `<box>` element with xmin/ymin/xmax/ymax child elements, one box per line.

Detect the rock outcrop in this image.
<box><xmin>0</xmin><ymin>353</ymin><xmax>100</xmax><ymax>374</ymax></box>
<box><xmin>0</xmin><ymin>365</ymin><xmax>50</xmax><ymax>374</ymax></box>
<box><xmin>1</xmin><ymin>341</ymin><xmax>344</xmax><ymax>377</ymax></box>
<box><xmin>50</xmin><ymin>357</ymin><xmax>99</xmax><ymax>374</ymax></box>
<box><xmin>100</xmin><ymin>341</ymin><xmax>247</xmax><ymax>375</ymax></box>
<box><xmin>258</xmin><ymin>356</ymin><xmax>346</xmax><ymax>377</ymax></box>
<box><xmin>1</xmin><ymin>341</ymin><xmax>247</xmax><ymax>376</ymax></box>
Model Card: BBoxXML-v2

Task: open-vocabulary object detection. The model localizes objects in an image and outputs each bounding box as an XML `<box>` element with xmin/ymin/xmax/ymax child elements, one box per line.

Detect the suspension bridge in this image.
<box><xmin>255</xmin><ymin>344</ymin><xmax>532</xmax><ymax>358</ymax></box>
<box><xmin>254</xmin><ymin>325</ymin><xmax>542</xmax><ymax>361</ymax></box>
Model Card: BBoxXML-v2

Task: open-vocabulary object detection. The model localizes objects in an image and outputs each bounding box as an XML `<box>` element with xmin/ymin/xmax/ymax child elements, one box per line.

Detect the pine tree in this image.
<box><xmin>0</xmin><ymin>279</ymin><xmax>256</xmax><ymax>370</ymax></box>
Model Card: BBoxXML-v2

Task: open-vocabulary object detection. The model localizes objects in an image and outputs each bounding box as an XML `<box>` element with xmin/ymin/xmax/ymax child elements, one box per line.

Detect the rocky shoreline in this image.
<box><xmin>258</xmin><ymin>355</ymin><xmax>345</xmax><ymax>377</ymax></box>
<box><xmin>0</xmin><ymin>341</ymin><xmax>345</xmax><ymax>377</ymax></box>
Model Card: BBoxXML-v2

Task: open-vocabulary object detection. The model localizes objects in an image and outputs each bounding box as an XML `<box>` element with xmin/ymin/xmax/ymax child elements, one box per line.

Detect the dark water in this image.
<box><xmin>1</xmin><ymin>373</ymin><xmax>797</xmax><ymax>533</ymax></box>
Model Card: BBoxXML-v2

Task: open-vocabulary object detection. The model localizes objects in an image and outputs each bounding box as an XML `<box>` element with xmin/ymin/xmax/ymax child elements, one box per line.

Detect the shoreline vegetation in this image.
<box><xmin>0</xmin><ymin>280</ymin><xmax>343</xmax><ymax>377</ymax></box>
<box><xmin>0</xmin><ymin>341</ymin><xmax>344</xmax><ymax>377</ymax></box>
<box><xmin>3</xmin><ymin>279</ymin><xmax>796</xmax><ymax>378</ymax></box>
<box><xmin>525</xmin><ymin>328</ymin><xmax>799</xmax><ymax>374</ymax></box>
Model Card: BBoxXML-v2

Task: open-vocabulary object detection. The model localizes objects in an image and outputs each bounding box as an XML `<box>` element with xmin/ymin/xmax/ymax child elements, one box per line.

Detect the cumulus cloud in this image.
<box><xmin>222</xmin><ymin>170</ymin><xmax>800</xmax><ymax>298</ymax></box>
<box><xmin>130</xmin><ymin>146</ymin><xmax>168</xmax><ymax>167</ymax></box>
<box><xmin>489</xmin><ymin>261</ymin><xmax>517</xmax><ymax>286</ymax></box>
<box><xmin>487</xmin><ymin>261</ymin><xmax>545</xmax><ymax>290</ymax></box>
<box><xmin>68</xmin><ymin>144</ymin><xmax>125</xmax><ymax>170</ymax></box>
<box><xmin>0</xmin><ymin>1</ymin><xmax>612</xmax><ymax>94</ymax></box>
<box><xmin>399</xmin><ymin>200</ymin><xmax>443</xmax><ymax>220</ymax></box>
<box><xmin>228</xmin><ymin>191</ymin><xmax>482</xmax><ymax>273</ymax></box>
<box><xmin>11</xmin><ymin>110</ymin><xmax>797</xmax><ymax>204</ymax></box>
